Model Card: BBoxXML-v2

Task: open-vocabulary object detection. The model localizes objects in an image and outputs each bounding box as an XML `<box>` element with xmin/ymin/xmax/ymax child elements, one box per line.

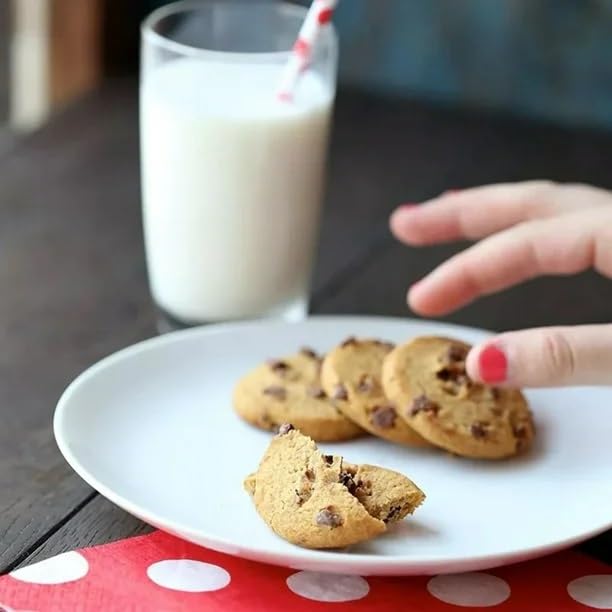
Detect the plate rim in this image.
<box><xmin>53</xmin><ymin>314</ymin><xmax>612</xmax><ymax>575</ymax></box>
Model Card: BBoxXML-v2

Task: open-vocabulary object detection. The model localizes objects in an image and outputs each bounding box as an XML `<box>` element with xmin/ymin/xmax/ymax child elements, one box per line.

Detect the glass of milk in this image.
<box><xmin>140</xmin><ymin>1</ymin><xmax>337</xmax><ymax>329</ymax></box>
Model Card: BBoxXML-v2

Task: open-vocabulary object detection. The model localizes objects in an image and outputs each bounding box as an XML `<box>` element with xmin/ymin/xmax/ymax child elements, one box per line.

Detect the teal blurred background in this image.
<box><xmin>142</xmin><ymin>0</ymin><xmax>612</xmax><ymax>130</ymax></box>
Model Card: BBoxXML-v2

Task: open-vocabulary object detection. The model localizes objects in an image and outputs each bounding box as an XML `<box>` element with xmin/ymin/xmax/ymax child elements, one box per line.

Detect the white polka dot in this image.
<box><xmin>10</xmin><ymin>551</ymin><xmax>89</xmax><ymax>585</ymax></box>
<box><xmin>568</xmin><ymin>575</ymin><xmax>612</xmax><ymax>609</ymax></box>
<box><xmin>286</xmin><ymin>571</ymin><xmax>369</xmax><ymax>602</ymax></box>
<box><xmin>427</xmin><ymin>572</ymin><xmax>510</xmax><ymax>607</ymax></box>
<box><xmin>147</xmin><ymin>559</ymin><xmax>230</xmax><ymax>592</ymax></box>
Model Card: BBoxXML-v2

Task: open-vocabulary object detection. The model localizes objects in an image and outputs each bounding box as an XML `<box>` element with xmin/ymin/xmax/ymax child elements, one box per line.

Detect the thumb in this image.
<box><xmin>466</xmin><ymin>324</ymin><xmax>612</xmax><ymax>387</ymax></box>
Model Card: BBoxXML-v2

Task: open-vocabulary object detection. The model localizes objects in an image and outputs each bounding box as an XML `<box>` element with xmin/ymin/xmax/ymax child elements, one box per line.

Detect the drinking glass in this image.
<box><xmin>140</xmin><ymin>0</ymin><xmax>338</xmax><ymax>329</ymax></box>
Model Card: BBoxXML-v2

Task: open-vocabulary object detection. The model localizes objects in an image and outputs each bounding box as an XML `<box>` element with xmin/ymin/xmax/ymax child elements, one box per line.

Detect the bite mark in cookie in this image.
<box><xmin>245</xmin><ymin>427</ymin><xmax>425</xmax><ymax>549</ymax></box>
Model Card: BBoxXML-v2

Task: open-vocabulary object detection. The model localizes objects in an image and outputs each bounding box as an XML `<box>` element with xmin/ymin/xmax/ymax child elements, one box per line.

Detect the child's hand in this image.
<box><xmin>390</xmin><ymin>181</ymin><xmax>612</xmax><ymax>387</ymax></box>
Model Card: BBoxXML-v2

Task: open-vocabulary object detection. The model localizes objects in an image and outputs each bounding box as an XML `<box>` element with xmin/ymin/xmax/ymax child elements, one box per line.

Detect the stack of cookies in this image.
<box><xmin>234</xmin><ymin>335</ymin><xmax>535</xmax><ymax>460</ymax></box>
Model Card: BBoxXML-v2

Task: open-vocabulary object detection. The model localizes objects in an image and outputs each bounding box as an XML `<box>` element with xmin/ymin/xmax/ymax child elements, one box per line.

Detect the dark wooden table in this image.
<box><xmin>1</xmin><ymin>79</ymin><xmax>611</xmax><ymax>572</ymax></box>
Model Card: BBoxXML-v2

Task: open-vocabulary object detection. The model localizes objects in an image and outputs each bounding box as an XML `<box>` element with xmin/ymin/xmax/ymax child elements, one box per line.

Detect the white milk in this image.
<box><xmin>140</xmin><ymin>58</ymin><xmax>333</xmax><ymax>322</ymax></box>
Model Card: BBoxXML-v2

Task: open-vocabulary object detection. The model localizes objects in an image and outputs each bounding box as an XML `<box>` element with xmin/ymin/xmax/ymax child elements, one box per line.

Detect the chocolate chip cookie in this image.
<box><xmin>382</xmin><ymin>336</ymin><xmax>535</xmax><ymax>459</ymax></box>
<box><xmin>233</xmin><ymin>349</ymin><xmax>364</xmax><ymax>442</ymax></box>
<box><xmin>245</xmin><ymin>425</ymin><xmax>425</xmax><ymax>549</ymax></box>
<box><xmin>320</xmin><ymin>337</ymin><xmax>430</xmax><ymax>447</ymax></box>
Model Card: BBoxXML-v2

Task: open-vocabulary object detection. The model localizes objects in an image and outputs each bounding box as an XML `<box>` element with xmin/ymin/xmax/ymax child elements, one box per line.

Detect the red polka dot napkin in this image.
<box><xmin>1</xmin><ymin>530</ymin><xmax>610</xmax><ymax>611</ymax></box>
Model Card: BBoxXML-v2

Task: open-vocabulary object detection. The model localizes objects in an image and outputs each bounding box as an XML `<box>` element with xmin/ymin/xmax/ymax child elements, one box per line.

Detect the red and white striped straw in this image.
<box><xmin>276</xmin><ymin>0</ymin><xmax>338</xmax><ymax>102</ymax></box>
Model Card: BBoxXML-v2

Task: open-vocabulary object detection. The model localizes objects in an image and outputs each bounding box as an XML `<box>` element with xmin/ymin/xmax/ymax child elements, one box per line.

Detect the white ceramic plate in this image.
<box><xmin>54</xmin><ymin>316</ymin><xmax>612</xmax><ymax>576</ymax></box>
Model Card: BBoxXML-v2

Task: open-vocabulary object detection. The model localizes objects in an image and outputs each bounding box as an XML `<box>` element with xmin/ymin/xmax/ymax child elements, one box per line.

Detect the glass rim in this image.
<box><xmin>141</xmin><ymin>0</ymin><xmax>337</xmax><ymax>62</ymax></box>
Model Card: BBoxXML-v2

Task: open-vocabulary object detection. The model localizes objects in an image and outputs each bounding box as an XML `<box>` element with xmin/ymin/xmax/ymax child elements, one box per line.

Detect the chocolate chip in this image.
<box><xmin>263</xmin><ymin>385</ymin><xmax>287</xmax><ymax>400</ymax></box>
<box><xmin>436</xmin><ymin>368</ymin><xmax>453</xmax><ymax>382</ymax></box>
<box><xmin>384</xmin><ymin>505</ymin><xmax>402</xmax><ymax>523</ymax></box>
<box><xmin>300</xmin><ymin>347</ymin><xmax>319</xmax><ymax>359</ymax></box>
<box><xmin>339</xmin><ymin>471</ymin><xmax>358</xmax><ymax>494</ymax></box>
<box><xmin>277</xmin><ymin>423</ymin><xmax>294</xmax><ymax>435</ymax></box>
<box><xmin>470</xmin><ymin>421</ymin><xmax>488</xmax><ymax>439</ymax></box>
<box><xmin>356</xmin><ymin>374</ymin><xmax>375</xmax><ymax>394</ymax></box>
<box><xmin>307</xmin><ymin>385</ymin><xmax>326</xmax><ymax>399</ymax></box>
<box><xmin>513</xmin><ymin>424</ymin><xmax>528</xmax><ymax>438</ymax></box>
<box><xmin>356</xmin><ymin>479</ymin><xmax>372</xmax><ymax>497</ymax></box>
<box><xmin>438</xmin><ymin>361</ymin><xmax>472</xmax><ymax>392</ymax></box>
<box><xmin>374</xmin><ymin>339</ymin><xmax>395</xmax><ymax>351</ymax></box>
<box><xmin>267</xmin><ymin>360</ymin><xmax>290</xmax><ymax>375</ymax></box>
<box><xmin>341</xmin><ymin>336</ymin><xmax>358</xmax><ymax>348</ymax></box>
<box><xmin>333</xmin><ymin>384</ymin><xmax>348</xmax><ymax>401</ymax></box>
<box><xmin>316</xmin><ymin>506</ymin><xmax>343</xmax><ymax>528</ymax></box>
<box><xmin>409</xmin><ymin>395</ymin><xmax>439</xmax><ymax>417</ymax></box>
<box><xmin>295</xmin><ymin>483</ymin><xmax>313</xmax><ymax>506</ymax></box>
<box><xmin>305</xmin><ymin>468</ymin><xmax>315</xmax><ymax>481</ymax></box>
<box><xmin>323</xmin><ymin>454</ymin><xmax>334</xmax><ymax>465</ymax></box>
<box><xmin>338</xmin><ymin>470</ymin><xmax>369</xmax><ymax>498</ymax></box>
<box><xmin>370</xmin><ymin>405</ymin><xmax>397</xmax><ymax>428</ymax></box>
<box><xmin>491</xmin><ymin>388</ymin><xmax>501</xmax><ymax>400</ymax></box>
<box><xmin>447</xmin><ymin>344</ymin><xmax>468</xmax><ymax>362</ymax></box>
<box><xmin>514</xmin><ymin>425</ymin><xmax>530</xmax><ymax>451</ymax></box>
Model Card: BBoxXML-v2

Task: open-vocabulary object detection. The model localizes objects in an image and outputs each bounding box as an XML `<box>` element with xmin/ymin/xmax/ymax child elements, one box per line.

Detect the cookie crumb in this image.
<box><xmin>263</xmin><ymin>385</ymin><xmax>287</xmax><ymax>400</ymax></box>
<box><xmin>315</xmin><ymin>506</ymin><xmax>343</xmax><ymax>528</ymax></box>
<box><xmin>370</xmin><ymin>405</ymin><xmax>397</xmax><ymax>428</ymax></box>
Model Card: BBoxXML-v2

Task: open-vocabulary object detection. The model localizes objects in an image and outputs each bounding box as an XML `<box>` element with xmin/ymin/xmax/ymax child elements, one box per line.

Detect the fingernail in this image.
<box><xmin>443</xmin><ymin>189</ymin><xmax>461</xmax><ymax>196</ymax></box>
<box><xmin>478</xmin><ymin>344</ymin><xmax>507</xmax><ymax>383</ymax></box>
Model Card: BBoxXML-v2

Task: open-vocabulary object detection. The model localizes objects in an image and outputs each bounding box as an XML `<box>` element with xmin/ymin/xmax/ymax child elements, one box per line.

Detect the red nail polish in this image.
<box><xmin>479</xmin><ymin>345</ymin><xmax>507</xmax><ymax>383</ymax></box>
